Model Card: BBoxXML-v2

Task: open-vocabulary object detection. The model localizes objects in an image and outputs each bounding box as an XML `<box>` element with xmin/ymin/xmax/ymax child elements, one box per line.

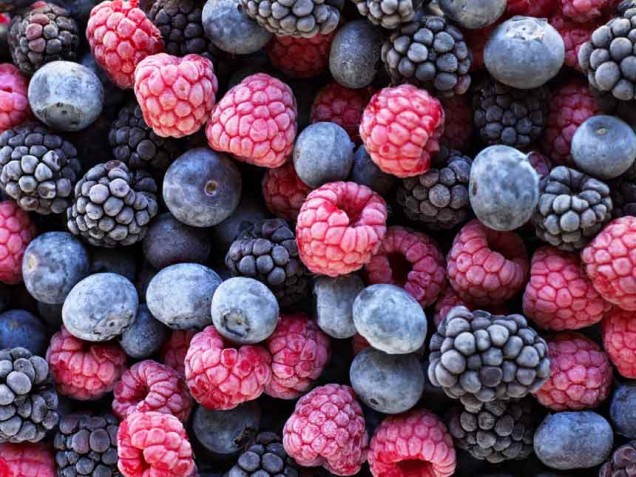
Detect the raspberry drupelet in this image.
<box><xmin>432</xmin><ymin>283</ymin><xmax>510</xmax><ymax>327</ymax></box>
<box><xmin>0</xmin><ymin>199</ymin><xmax>35</xmax><ymax>284</ymax></box>
<box><xmin>262</xmin><ymin>162</ymin><xmax>312</xmax><ymax>222</ymax></box>
<box><xmin>550</xmin><ymin>11</ymin><xmax>598</xmax><ymax>70</ymax></box>
<box><xmin>0</xmin><ymin>443</ymin><xmax>55</xmax><ymax>477</ymax></box>
<box><xmin>0</xmin><ymin>64</ymin><xmax>30</xmax><ymax>132</ymax></box>
<box><xmin>558</xmin><ymin>0</ymin><xmax>613</xmax><ymax>23</ymax></box>
<box><xmin>296</xmin><ymin>181</ymin><xmax>388</xmax><ymax>277</ymax></box>
<box><xmin>602</xmin><ymin>307</ymin><xmax>636</xmax><ymax>378</ymax></box>
<box><xmin>267</xmin><ymin>32</ymin><xmax>336</xmax><ymax>79</ymax></box>
<box><xmin>504</xmin><ymin>0</ymin><xmax>556</xmax><ymax>17</ymax></box>
<box><xmin>160</xmin><ymin>329</ymin><xmax>196</xmax><ymax>378</ymax></box>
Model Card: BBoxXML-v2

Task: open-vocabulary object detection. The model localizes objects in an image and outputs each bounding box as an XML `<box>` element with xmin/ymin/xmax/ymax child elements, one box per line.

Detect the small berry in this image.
<box><xmin>329</xmin><ymin>20</ymin><xmax>383</xmax><ymax>89</ymax></box>
<box><xmin>0</xmin><ymin>310</ymin><xmax>47</xmax><ymax>356</ymax></box>
<box><xmin>262</xmin><ymin>162</ymin><xmax>312</xmax><ymax>222</ymax></box>
<box><xmin>0</xmin><ymin>64</ymin><xmax>30</xmax><ymax>131</ymax></box>
<box><xmin>119</xmin><ymin>304</ymin><xmax>168</xmax><ymax>359</ymax></box>
<box><xmin>160</xmin><ymin>329</ymin><xmax>196</xmax><ymax>377</ymax></box>
<box><xmin>314</xmin><ymin>274</ymin><xmax>363</xmax><ymax>339</ymax></box>
<box><xmin>602</xmin><ymin>307</ymin><xmax>636</xmax><ymax>378</ymax></box>
<box><xmin>0</xmin><ymin>200</ymin><xmax>35</xmax><ymax>285</ymax></box>
<box><xmin>267</xmin><ymin>32</ymin><xmax>335</xmax><ymax>79</ymax></box>
<box><xmin>609</xmin><ymin>383</ymin><xmax>636</xmax><ymax>438</ymax></box>
<box><xmin>600</xmin><ymin>440</ymin><xmax>636</xmax><ymax>477</ymax></box>
<box><xmin>439</xmin><ymin>0</ymin><xmax>505</xmax><ymax>29</ymax></box>
<box><xmin>310</xmin><ymin>83</ymin><xmax>371</xmax><ymax>144</ymax></box>
<box><xmin>0</xmin><ymin>443</ymin><xmax>55</xmax><ymax>477</ymax></box>
<box><xmin>192</xmin><ymin>402</ymin><xmax>261</xmax><ymax>456</ymax></box>
<box><xmin>549</xmin><ymin>11</ymin><xmax>597</xmax><ymax>70</ymax></box>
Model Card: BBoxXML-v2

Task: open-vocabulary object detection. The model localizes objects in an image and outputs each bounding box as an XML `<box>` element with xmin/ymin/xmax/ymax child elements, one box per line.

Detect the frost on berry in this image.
<box><xmin>603</xmin><ymin>307</ymin><xmax>636</xmax><ymax>378</ymax></box>
<box><xmin>267</xmin><ymin>32</ymin><xmax>336</xmax><ymax>79</ymax></box>
<box><xmin>262</xmin><ymin>162</ymin><xmax>312</xmax><ymax>222</ymax></box>
<box><xmin>0</xmin><ymin>443</ymin><xmax>55</xmax><ymax>477</ymax></box>
<box><xmin>0</xmin><ymin>65</ymin><xmax>30</xmax><ymax>132</ymax></box>
<box><xmin>0</xmin><ymin>200</ymin><xmax>35</xmax><ymax>284</ymax></box>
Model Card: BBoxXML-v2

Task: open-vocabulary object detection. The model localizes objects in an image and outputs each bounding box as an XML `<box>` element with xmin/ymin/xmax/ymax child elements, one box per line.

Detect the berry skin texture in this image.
<box><xmin>296</xmin><ymin>181</ymin><xmax>388</xmax><ymax>277</ymax></box>
<box><xmin>113</xmin><ymin>360</ymin><xmax>193</xmax><ymax>423</ymax></box>
<box><xmin>447</xmin><ymin>219</ymin><xmax>529</xmax><ymax>306</ymax></box>
<box><xmin>0</xmin><ymin>200</ymin><xmax>35</xmax><ymax>284</ymax></box>
<box><xmin>117</xmin><ymin>411</ymin><xmax>195</xmax><ymax>477</ymax></box>
<box><xmin>184</xmin><ymin>325</ymin><xmax>272</xmax><ymax>410</ymax></box>
<box><xmin>0</xmin><ymin>64</ymin><xmax>30</xmax><ymax>132</ymax></box>
<box><xmin>262</xmin><ymin>162</ymin><xmax>312</xmax><ymax>222</ymax></box>
<box><xmin>0</xmin><ymin>443</ymin><xmax>55</xmax><ymax>477</ymax></box>
<box><xmin>267</xmin><ymin>32</ymin><xmax>336</xmax><ymax>79</ymax></box>
<box><xmin>602</xmin><ymin>307</ymin><xmax>636</xmax><ymax>378</ymax></box>
<box><xmin>523</xmin><ymin>246</ymin><xmax>612</xmax><ymax>331</ymax></box>
<box><xmin>265</xmin><ymin>313</ymin><xmax>331</xmax><ymax>399</ymax></box>
<box><xmin>46</xmin><ymin>327</ymin><xmax>127</xmax><ymax>400</ymax></box>
<box><xmin>134</xmin><ymin>53</ymin><xmax>218</xmax><ymax>138</ymax></box>
<box><xmin>360</xmin><ymin>84</ymin><xmax>445</xmax><ymax>178</ymax></box>
<box><xmin>160</xmin><ymin>329</ymin><xmax>196</xmax><ymax>377</ymax></box>
<box><xmin>364</xmin><ymin>226</ymin><xmax>446</xmax><ymax>307</ymax></box>
<box><xmin>206</xmin><ymin>73</ymin><xmax>297</xmax><ymax>169</ymax></box>
<box><xmin>86</xmin><ymin>0</ymin><xmax>164</xmax><ymax>89</ymax></box>
<box><xmin>283</xmin><ymin>384</ymin><xmax>368</xmax><ymax>476</ymax></box>
<box><xmin>549</xmin><ymin>11</ymin><xmax>597</xmax><ymax>70</ymax></box>
<box><xmin>368</xmin><ymin>409</ymin><xmax>456</xmax><ymax>477</ymax></box>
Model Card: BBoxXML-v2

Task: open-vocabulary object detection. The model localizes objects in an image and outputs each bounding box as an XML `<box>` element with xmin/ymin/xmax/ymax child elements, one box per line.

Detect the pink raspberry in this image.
<box><xmin>46</xmin><ymin>327</ymin><xmax>127</xmax><ymax>400</ymax></box>
<box><xmin>0</xmin><ymin>443</ymin><xmax>55</xmax><ymax>477</ymax></box>
<box><xmin>184</xmin><ymin>326</ymin><xmax>271</xmax><ymax>410</ymax></box>
<box><xmin>440</xmin><ymin>94</ymin><xmax>473</xmax><ymax>152</ymax></box>
<box><xmin>359</xmin><ymin>84</ymin><xmax>445</xmax><ymax>178</ymax></box>
<box><xmin>559</xmin><ymin>0</ymin><xmax>612</xmax><ymax>23</ymax></box>
<box><xmin>267</xmin><ymin>32</ymin><xmax>336</xmax><ymax>79</ymax></box>
<box><xmin>134</xmin><ymin>53</ymin><xmax>218</xmax><ymax>138</ymax></box>
<box><xmin>296</xmin><ymin>181</ymin><xmax>388</xmax><ymax>277</ymax></box>
<box><xmin>602</xmin><ymin>307</ymin><xmax>636</xmax><ymax>378</ymax></box>
<box><xmin>206</xmin><ymin>73</ymin><xmax>297</xmax><ymax>168</ymax></box>
<box><xmin>527</xmin><ymin>151</ymin><xmax>552</xmax><ymax>179</ymax></box>
<box><xmin>265</xmin><ymin>313</ymin><xmax>330</xmax><ymax>399</ymax></box>
<box><xmin>447</xmin><ymin>219</ymin><xmax>529</xmax><ymax>306</ymax></box>
<box><xmin>262</xmin><ymin>162</ymin><xmax>312</xmax><ymax>222</ymax></box>
<box><xmin>433</xmin><ymin>283</ymin><xmax>510</xmax><ymax>327</ymax></box>
<box><xmin>504</xmin><ymin>0</ymin><xmax>556</xmax><ymax>17</ymax></box>
<box><xmin>86</xmin><ymin>0</ymin><xmax>164</xmax><ymax>89</ymax></box>
<box><xmin>283</xmin><ymin>384</ymin><xmax>368</xmax><ymax>476</ymax></box>
<box><xmin>364</xmin><ymin>226</ymin><xmax>446</xmax><ymax>307</ymax></box>
<box><xmin>550</xmin><ymin>12</ymin><xmax>598</xmax><ymax>70</ymax></box>
<box><xmin>0</xmin><ymin>200</ymin><xmax>35</xmax><ymax>284</ymax></box>
<box><xmin>160</xmin><ymin>329</ymin><xmax>196</xmax><ymax>378</ymax></box>
<box><xmin>117</xmin><ymin>411</ymin><xmax>195</xmax><ymax>477</ymax></box>
<box><xmin>0</xmin><ymin>64</ymin><xmax>30</xmax><ymax>132</ymax></box>
<box><xmin>113</xmin><ymin>360</ymin><xmax>192</xmax><ymax>423</ymax></box>
<box><xmin>368</xmin><ymin>409</ymin><xmax>456</xmax><ymax>477</ymax></box>
<box><xmin>532</xmin><ymin>332</ymin><xmax>612</xmax><ymax>410</ymax></box>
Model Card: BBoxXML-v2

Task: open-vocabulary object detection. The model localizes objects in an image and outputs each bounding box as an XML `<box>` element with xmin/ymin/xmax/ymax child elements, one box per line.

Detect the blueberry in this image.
<box><xmin>90</xmin><ymin>248</ymin><xmax>137</xmax><ymax>283</ymax></box>
<box><xmin>0</xmin><ymin>310</ymin><xmax>47</xmax><ymax>356</ymax></box>
<box><xmin>350</xmin><ymin>348</ymin><xmax>425</xmax><ymax>414</ymax></box>
<box><xmin>211</xmin><ymin>195</ymin><xmax>269</xmax><ymax>250</ymax></box>
<box><xmin>22</xmin><ymin>232</ymin><xmax>90</xmax><ymax>305</ymax></box>
<box><xmin>146</xmin><ymin>263</ymin><xmax>222</xmax><ymax>330</ymax></box>
<box><xmin>329</xmin><ymin>20</ymin><xmax>383</xmax><ymax>89</ymax></box>
<box><xmin>469</xmin><ymin>145</ymin><xmax>539</xmax><ymax>231</ymax></box>
<box><xmin>610</xmin><ymin>382</ymin><xmax>636</xmax><ymax>438</ymax></box>
<box><xmin>314</xmin><ymin>274</ymin><xmax>364</xmax><ymax>339</ymax></box>
<box><xmin>119</xmin><ymin>304</ymin><xmax>168</xmax><ymax>359</ymax></box>
<box><xmin>353</xmin><ymin>284</ymin><xmax>427</xmax><ymax>354</ymax></box>
<box><xmin>350</xmin><ymin>145</ymin><xmax>396</xmax><ymax>196</ymax></box>
<box><xmin>439</xmin><ymin>0</ymin><xmax>506</xmax><ymax>29</ymax></box>
<box><xmin>62</xmin><ymin>273</ymin><xmax>138</xmax><ymax>342</ymax></box>
<box><xmin>163</xmin><ymin>148</ymin><xmax>242</xmax><ymax>228</ymax></box>
<box><xmin>192</xmin><ymin>402</ymin><xmax>261</xmax><ymax>456</ymax></box>
<box><xmin>211</xmin><ymin>277</ymin><xmax>279</xmax><ymax>344</ymax></box>
<box><xmin>533</xmin><ymin>411</ymin><xmax>613</xmax><ymax>470</ymax></box>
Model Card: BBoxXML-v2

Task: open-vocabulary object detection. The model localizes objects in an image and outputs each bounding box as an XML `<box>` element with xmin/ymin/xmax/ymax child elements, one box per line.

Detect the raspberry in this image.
<box><xmin>206</xmin><ymin>73</ymin><xmax>297</xmax><ymax>169</ymax></box>
<box><xmin>549</xmin><ymin>11</ymin><xmax>597</xmax><ymax>70</ymax></box>
<box><xmin>364</xmin><ymin>226</ymin><xmax>446</xmax><ymax>307</ymax></box>
<box><xmin>582</xmin><ymin>216</ymin><xmax>636</xmax><ymax>310</ymax></box>
<box><xmin>504</xmin><ymin>0</ymin><xmax>556</xmax><ymax>17</ymax></box>
<box><xmin>267</xmin><ymin>32</ymin><xmax>335</xmax><ymax>79</ymax></box>
<box><xmin>265</xmin><ymin>313</ymin><xmax>331</xmax><ymax>399</ymax></box>
<box><xmin>113</xmin><ymin>360</ymin><xmax>193</xmax><ymax>423</ymax></box>
<box><xmin>0</xmin><ymin>199</ymin><xmax>35</xmax><ymax>284</ymax></box>
<box><xmin>559</xmin><ymin>0</ymin><xmax>612</xmax><ymax>23</ymax></box>
<box><xmin>134</xmin><ymin>53</ymin><xmax>218</xmax><ymax>138</ymax></box>
<box><xmin>447</xmin><ymin>219</ymin><xmax>529</xmax><ymax>306</ymax></box>
<box><xmin>86</xmin><ymin>0</ymin><xmax>164</xmax><ymax>89</ymax></box>
<box><xmin>160</xmin><ymin>329</ymin><xmax>196</xmax><ymax>377</ymax></box>
<box><xmin>433</xmin><ymin>284</ymin><xmax>510</xmax><ymax>327</ymax></box>
<box><xmin>440</xmin><ymin>95</ymin><xmax>473</xmax><ymax>152</ymax></box>
<box><xmin>296</xmin><ymin>181</ymin><xmax>388</xmax><ymax>277</ymax></box>
<box><xmin>359</xmin><ymin>84</ymin><xmax>445</xmax><ymax>178</ymax></box>
<box><xmin>0</xmin><ymin>64</ymin><xmax>30</xmax><ymax>132</ymax></box>
<box><xmin>523</xmin><ymin>246</ymin><xmax>612</xmax><ymax>331</ymax></box>
<box><xmin>368</xmin><ymin>409</ymin><xmax>456</xmax><ymax>477</ymax></box>
<box><xmin>262</xmin><ymin>162</ymin><xmax>312</xmax><ymax>222</ymax></box>
<box><xmin>46</xmin><ymin>327</ymin><xmax>127</xmax><ymax>400</ymax></box>
<box><xmin>527</xmin><ymin>151</ymin><xmax>552</xmax><ymax>178</ymax></box>
<box><xmin>184</xmin><ymin>325</ymin><xmax>272</xmax><ymax>410</ymax></box>
<box><xmin>532</xmin><ymin>332</ymin><xmax>613</xmax><ymax>410</ymax></box>
<box><xmin>283</xmin><ymin>384</ymin><xmax>368</xmax><ymax>476</ymax></box>
<box><xmin>0</xmin><ymin>443</ymin><xmax>55</xmax><ymax>477</ymax></box>
<box><xmin>602</xmin><ymin>307</ymin><xmax>636</xmax><ymax>378</ymax></box>
<box><xmin>117</xmin><ymin>411</ymin><xmax>195</xmax><ymax>477</ymax></box>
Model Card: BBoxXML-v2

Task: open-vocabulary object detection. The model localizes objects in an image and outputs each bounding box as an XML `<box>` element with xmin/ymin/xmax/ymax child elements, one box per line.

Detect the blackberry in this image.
<box><xmin>472</xmin><ymin>78</ymin><xmax>549</xmax><ymax>149</ymax></box>
<box><xmin>533</xmin><ymin>166</ymin><xmax>613</xmax><ymax>251</ymax></box>
<box><xmin>600</xmin><ymin>440</ymin><xmax>636</xmax><ymax>477</ymax></box>
<box><xmin>350</xmin><ymin>0</ymin><xmax>425</xmax><ymax>29</ymax></box>
<box><xmin>381</xmin><ymin>15</ymin><xmax>472</xmax><ymax>97</ymax></box>
<box><xmin>225</xmin><ymin>218</ymin><xmax>310</xmax><ymax>308</ymax></box>
<box><xmin>66</xmin><ymin>160</ymin><xmax>159</xmax><ymax>248</ymax></box>
<box><xmin>611</xmin><ymin>161</ymin><xmax>636</xmax><ymax>217</ymax></box>
<box><xmin>227</xmin><ymin>431</ymin><xmax>300</xmax><ymax>477</ymax></box>
<box><xmin>0</xmin><ymin>347</ymin><xmax>59</xmax><ymax>443</ymax></box>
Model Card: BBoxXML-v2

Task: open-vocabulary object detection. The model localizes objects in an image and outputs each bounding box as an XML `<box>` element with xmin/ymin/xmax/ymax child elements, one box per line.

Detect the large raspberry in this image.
<box><xmin>46</xmin><ymin>327</ymin><xmax>127</xmax><ymax>400</ymax></box>
<box><xmin>113</xmin><ymin>360</ymin><xmax>192</xmax><ymax>423</ymax></box>
<box><xmin>550</xmin><ymin>11</ymin><xmax>598</xmax><ymax>70</ymax></box>
<box><xmin>504</xmin><ymin>0</ymin><xmax>556</xmax><ymax>17</ymax></box>
<box><xmin>440</xmin><ymin>95</ymin><xmax>473</xmax><ymax>152</ymax></box>
<box><xmin>582</xmin><ymin>216</ymin><xmax>636</xmax><ymax>310</ymax></box>
<box><xmin>533</xmin><ymin>332</ymin><xmax>612</xmax><ymax>411</ymax></box>
<box><xmin>368</xmin><ymin>409</ymin><xmax>456</xmax><ymax>477</ymax></box>
<box><xmin>447</xmin><ymin>219</ymin><xmax>529</xmax><ymax>306</ymax></box>
<box><xmin>206</xmin><ymin>73</ymin><xmax>297</xmax><ymax>169</ymax></box>
<box><xmin>283</xmin><ymin>384</ymin><xmax>368</xmax><ymax>476</ymax></box>
<box><xmin>0</xmin><ymin>443</ymin><xmax>55</xmax><ymax>477</ymax></box>
<box><xmin>296</xmin><ymin>181</ymin><xmax>388</xmax><ymax>277</ymax></box>
<box><xmin>265</xmin><ymin>313</ymin><xmax>330</xmax><ymax>399</ymax></box>
<box><xmin>184</xmin><ymin>325</ymin><xmax>271</xmax><ymax>410</ymax></box>
<box><xmin>86</xmin><ymin>0</ymin><xmax>164</xmax><ymax>89</ymax></box>
<box><xmin>262</xmin><ymin>162</ymin><xmax>312</xmax><ymax>222</ymax></box>
<box><xmin>360</xmin><ymin>84</ymin><xmax>445</xmax><ymax>178</ymax></box>
<box><xmin>0</xmin><ymin>64</ymin><xmax>30</xmax><ymax>132</ymax></box>
<box><xmin>523</xmin><ymin>246</ymin><xmax>612</xmax><ymax>331</ymax></box>
<box><xmin>134</xmin><ymin>53</ymin><xmax>218</xmax><ymax>138</ymax></box>
<box><xmin>0</xmin><ymin>199</ymin><xmax>35</xmax><ymax>284</ymax></box>
<box><xmin>602</xmin><ymin>307</ymin><xmax>636</xmax><ymax>378</ymax></box>
<box><xmin>117</xmin><ymin>411</ymin><xmax>195</xmax><ymax>477</ymax></box>
<box><xmin>160</xmin><ymin>329</ymin><xmax>196</xmax><ymax>378</ymax></box>
<box><xmin>267</xmin><ymin>32</ymin><xmax>335</xmax><ymax>79</ymax></box>
<box><xmin>364</xmin><ymin>226</ymin><xmax>446</xmax><ymax>307</ymax></box>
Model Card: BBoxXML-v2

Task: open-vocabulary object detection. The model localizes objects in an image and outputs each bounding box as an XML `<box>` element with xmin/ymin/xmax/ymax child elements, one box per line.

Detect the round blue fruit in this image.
<box><xmin>314</xmin><ymin>274</ymin><xmax>364</xmax><ymax>339</ymax></box>
<box><xmin>350</xmin><ymin>145</ymin><xmax>396</xmax><ymax>196</ymax></box>
<box><xmin>119</xmin><ymin>304</ymin><xmax>168</xmax><ymax>359</ymax></box>
<box><xmin>610</xmin><ymin>382</ymin><xmax>636</xmax><ymax>439</ymax></box>
<box><xmin>439</xmin><ymin>0</ymin><xmax>506</xmax><ymax>29</ymax></box>
<box><xmin>0</xmin><ymin>310</ymin><xmax>47</xmax><ymax>356</ymax></box>
<box><xmin>330</xmin><ymin>20</ymin><xmax>383</xmax><ymax>89</ymax></box>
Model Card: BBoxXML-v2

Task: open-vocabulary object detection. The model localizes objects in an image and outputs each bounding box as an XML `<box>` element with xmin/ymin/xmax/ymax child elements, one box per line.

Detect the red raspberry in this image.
<box><xmin>184</xmin><ymin>325</ymin><xmax>271</xmax><ymax>410</ymax></box>
<box><xmin>364</xmin><ymin>226</ymin><xmax>446</xmax><ymax>307</ymax></box>
<box><xmin>368</xmin><ymin>409</ymin><xmax>456</xmax><ymax>477</ymax></box>
<box><xmin>113</xmin><ymin>360</ymin><xmax>192</xmax><ymax>423</ymax></box>
<box><xmin>86</xmin><ymin>0</ymin><xmax>164</xmax><ymax>89</ymax></box>
<box><xmin>433</xmin><ymin>284</ymin><xmax>510</xmax><ymax>327</ymax></box>
<box><xmin>602</xmin><ymin>307</ymin><xmax>636</xmax><ymax>378</ymax></box>
<box><xmin>117</xmin><ymin>411</ymin><xmax>195</xmax><ymax>477</ymax></box>
<box><xmin>558</xmin><ymin>0</ymin><xmax>612</xmax><ymax>23</ymax></box>
<box><xmin>359</xmin><ymin>84</ymin><xmax>445</xmax><ymax>178</ymax></box>
<box><xmin>265</xmin><ymin>313</ymin><xmax>330</xmax><ymax>399</ymax></box>
<box><xmin>206</xmin><ymin>73</ymin><xmax>297</xmax><ymax>169</ymax></box>
<box><xmin>447</xmin><ymin>219</ymin><xmax>529</xmax><ymax>306</ymax></box>
<box><xmin>262</xmin><ymin>162</ymin><xmax>312</xmax><ymax>222</ymax></box>
<box><xmin>296</xmin><ymin>181</ymin><xmax>388</xmax><ymax>277</ymax></box>
<box><xmin>532</xmin><ymin>332</ymin><xmax>612</xmax><ymax>410</ymax></box>
<box><xmin>0</xmin><ymin>64</ymin><xmax>30</xmax><ymax>132</ymax></box>
<box><xmin>550</xmin><ymin>12</ymin><xmax>598</xmax><ymax>70</ymax></box>
<box><xmin>440</xmin><ymin>94</ymin><xmax>473</xmax><ymax>152</ymax></box>
<box><xmin>160</xmin><ymin>329</ymin><xmax>196</xmax><ymax>378</ymax></box>
<box><xmin>134</xmin><ymin>53</ymin><xmax>218</xmax><ymax>138</ymax></box>
<box><xmin>582</xmin><ymin>216</ymin><xmax>636</xmax><ymax>311</ymax></box>
<box><xmin>0</xmin><ymin>200</ymin><xmax>35</xmax><ymax>284</ymax></box>
<box><xmin>527</xmin><ymin>151</ymin><xmax>552</xmax><ymax>179</ymax></box>
<box><xmin>283</xmin><ymin>384</ymin><xmax>368</xmax><ymax>476</ymax></box>
<box><xmin>0</xmin><ymin>443</ymin><xmax>55</xmax><ymax>477</ymax></box>
<box><xmin>267</xmin><ymin>32</ymin><xmax>336</xmax><ymax>79</ymax></box>
<box><xmin>504</xmin><ymin>0</ymin><xmax>556</xmax><ymax>17</ymax></box>
<box><xmin>46</xmin><ymin>327</ymin><xmax>127</xmax><ymax>400</ymax></box>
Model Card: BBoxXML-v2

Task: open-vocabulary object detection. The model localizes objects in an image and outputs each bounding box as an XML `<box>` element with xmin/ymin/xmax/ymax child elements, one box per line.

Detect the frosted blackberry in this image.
<box><xmin>350</xmin><ymin>0</ymin><xmax>425</xmax><ymax>29</ymax></box>
<box><xmin>600</xmin><ymin>441</ymin><xmax>636</xmax><ymax>477</ymax></box>
<box><xmin>227</xmin><ymin>431</ymin><xmax>300</xmax><ymax>477</ymax></box>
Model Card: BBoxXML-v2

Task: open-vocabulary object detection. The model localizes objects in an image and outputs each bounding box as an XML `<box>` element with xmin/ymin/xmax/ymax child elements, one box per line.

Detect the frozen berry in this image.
<box><xmin>310</xmin><ymin>83</ymin><xmax>371</xmax><ymax>144</ymax></box>
<box><xmin>439</xmin><ymin>0</ymin><xmax>505</xmax><ymax>29</ymax></box>
<box><xmin>0</xmin><ymin>199</ymin><xmax>36</xmax><ymax>285</ymax></box>
<box><xmin>314</xmin><ymin>274</ymin><xmax>363</xmax><ymax>339</ymax></box>
<box><xmin>119</xmin><ymin>304</ymin><xmax>168</xmax><ymax>359</ymax></box>
<box><xmin>350</xmin><ymin>145</ymin><xmax>396</xmax><ymax>196</ymax></box>
<box><xmin>329</xmin><ymin>20</ymin><xmax>382</xmax><ymax>89</ymax></box>
<box><xmin>0</xmin><ymin>64</ymin><xmax>30</xmax><ymax>131</ymax></box>
<box><xmin>262</xmin><ymin>162</ymin><xmax>312</xmax><ymax>222</ymax></box>
<box><xmin>0</xmin><ymin>309</ymin><xmax>47</xmax><ymax>356</ymax></box>
<box><xmin>160</xmin><ymin>329</ymin><xmax>196</xmax><ymax>377</ymax></box>
<box><xmin>610</xmin><ymin>383</ymin><xmax>636</xmax><ymax>438</ymax></box>
<box><xmin>0</xmin><ymin>443</ymin><xmax>54</xmax><ymax>477</ymax></box>
<box><xmin>602</xmin><ymin>306</ymin><xmax>636</xmax><ymax>378</ymax></box>
<box><xmin>267</xmin><ymin>32</ymin><xmax>335</xmax><ymax>79</ymax></box>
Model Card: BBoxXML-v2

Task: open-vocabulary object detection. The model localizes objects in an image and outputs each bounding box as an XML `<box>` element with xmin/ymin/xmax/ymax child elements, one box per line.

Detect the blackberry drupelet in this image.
<box><xmin>600</xmin><ymin>440</ymin><xmax>636</xmax><ymax>477</ymax></box>
<box><xmin>350</xmin><ymin>0</ymin><xmax>425</xmax><ymax>29</ymax></box>
<box><xmin>611</xmin><ymin>161</ymin><xmax>636</xmax><ymax>217</ymax></box>
<box><xmin>227</xmin><ymin>431</ymin><xmax>300</xmax><ymax>477</ymax></box>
